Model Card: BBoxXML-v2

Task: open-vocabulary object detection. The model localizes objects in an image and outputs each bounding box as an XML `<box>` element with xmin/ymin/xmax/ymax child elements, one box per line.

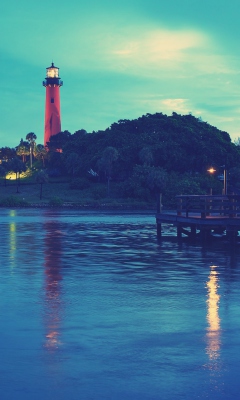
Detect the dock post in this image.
<box><xmin>157</xmin><ymin>223</ymin><xmax>162</xmax><ymax>239</ymax></box>
<box><xmin>229</xmin><ymin>195</ymin><xmax>236</xmax><ymax>218</ymax></box>
<box><xmin>191</xmin><ymin>224</ymin><xmax>197</xmax><ymax>239</ymax></box>
<box><xmin>200</xmin><ymin>228</ymin><xmax>211</xmax><ymax>242</ymax></box>
<box><xmin>186</xmin><ymin>196</ymin><xmax>190</xmax><ymax>217</ymax></box>
<box><xmin>201</xmin><ymin>197</ymin><xmax>206</xmax><ymax>218</ymax></box>
<box><xmin>177</xmin><ymin>197</ymin><xmax>182</xmax><ymax>216</ymax></box>
<box><xmin>226</xmin><ymin>228</ymin><xmax>238</xmax><ymax>245</ymax></box>
<box><xmin>157</xmin><ymin>193</ymin><xmax>162</xmax><ymax>214</ymax></box>
<box><xmin>177</xmin><ymin>224</ymin><xmax>182</xmax><ymax>239</ymax></box>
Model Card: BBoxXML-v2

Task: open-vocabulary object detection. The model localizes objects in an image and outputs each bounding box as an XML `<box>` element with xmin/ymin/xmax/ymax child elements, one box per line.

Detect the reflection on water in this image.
<box><xmin>9</xmin><ymin>209</ymin><xmax>17</xmax><ymax>269</ymax></box>
<box><xmin>44</xmin><ymin>219</ymin><xmax>63</xmax><ymax>351</ymax></box>
<box><xmin>204</xmin><ymin>265</ymin><xmax>224</xmax><ymax>399</ymax></box>
<box><xmin>206</xmin><ymin>265</ymin><xmax>221</xmax><ymax>362</ymax></box>
<box><xmin>1</xmin><ymin>209</ymin><xmax>240</xmax><ymax>400</ymax></box>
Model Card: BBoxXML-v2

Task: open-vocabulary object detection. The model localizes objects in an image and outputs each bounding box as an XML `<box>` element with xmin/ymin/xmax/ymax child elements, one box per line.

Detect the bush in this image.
<box><xmin>118</xmin><ymin>178</ymin><xmax>151</xmax><ymax>201</ymax></box>
<box><xmin>48</xmin><ymin>196</ymin><xmax>63</xmax><ymax>207</ymax></box>
<box><xmin>47</xmin><ymin>168</ymin><xmax>62</xmax><ymax>177</ymax></box>
<box><xmin>69</xmin><ymin>178</ymin><xmax>90</xmax><ymax>190</ymax></box>
<box><xmin>0</xmin><ymin>195</ymin><xmax>29</xmax><ymax>207</ymax></box>
<box><xmin>163</xmin><ymin>173</ymin><xmax>204</xmax><ymax>209</ymax></box>
<box><xmin>92</xmin><ymin>185</ymin><xmax>107</xmax><ymax>199</ymax></box>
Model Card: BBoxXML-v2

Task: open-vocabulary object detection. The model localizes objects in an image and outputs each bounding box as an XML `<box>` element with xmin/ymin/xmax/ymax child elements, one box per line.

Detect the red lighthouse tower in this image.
<box><xmin>43</xmin><ymin>62</ymin><xmax>63</xmax><ymax>146</ymax></box>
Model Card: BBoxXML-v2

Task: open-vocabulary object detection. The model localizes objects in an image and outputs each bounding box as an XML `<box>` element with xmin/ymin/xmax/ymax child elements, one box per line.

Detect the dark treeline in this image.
<box><xmin>46</xmin><ymin>112</ymin><xmax>240</xmax><ymax>206</ymax></box>
<box><xmin>1</xmin><ymin>112</ymin><xmax>240</xmax><ymax>207</ymax></box>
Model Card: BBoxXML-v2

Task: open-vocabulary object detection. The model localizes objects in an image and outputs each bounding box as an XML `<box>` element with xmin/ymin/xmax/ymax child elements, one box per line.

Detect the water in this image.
<box><xmin>1</xmin><ymin>208</ymin><xmax>240</xmax><ymax>399</ymax></box>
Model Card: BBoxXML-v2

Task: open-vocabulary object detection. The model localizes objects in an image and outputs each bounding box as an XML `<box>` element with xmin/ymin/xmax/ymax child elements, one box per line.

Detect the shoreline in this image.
<box><xmin>0</xmin><ymin>202</ymin><xmax>157</xmax><ymax>211</ymax></box>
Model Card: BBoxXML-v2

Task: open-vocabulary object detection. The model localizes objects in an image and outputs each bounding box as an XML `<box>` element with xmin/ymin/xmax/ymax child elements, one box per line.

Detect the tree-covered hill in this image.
<box><xmin>49</xmin><ymin>112</ymin><xmax>239</xmax><ymax>176</ymax></box>
<box><xmin>44</xmin><ymin>112</ymin><xmax>240</xmax><ymax>206</ymax></box>
<box><xmin>2</xmin><ymin>112</ymin><xmax>240</xmax><ymax>208</ymax></box>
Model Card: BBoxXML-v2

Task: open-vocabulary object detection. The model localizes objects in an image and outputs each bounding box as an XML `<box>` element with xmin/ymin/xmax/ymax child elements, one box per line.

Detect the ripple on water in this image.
<box><xmin>1</xmin><ymin>209</ymin><xmax>240</xmax><ymax>399</ymax></box>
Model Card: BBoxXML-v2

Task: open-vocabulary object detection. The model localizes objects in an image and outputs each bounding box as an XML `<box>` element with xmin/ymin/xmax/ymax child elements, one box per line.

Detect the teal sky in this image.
<box><xmin>1</xmin><ymin>0</ymin><xmax>240</xmax><ymax>147</ymax></box>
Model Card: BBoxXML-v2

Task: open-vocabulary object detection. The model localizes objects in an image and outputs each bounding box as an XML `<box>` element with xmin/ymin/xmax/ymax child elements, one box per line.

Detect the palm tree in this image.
<box><xmin>26</xmin><ymin>132</ymin><xmax>37</xmax><ymax>168</ymax></box>
<box><xmin>34</xmin><ymin>144</ymin><xmax>48</xmax><ymax>167</ymax></box>
<box><xmin>16</xmin><ymin>139</ymin><xmax>30</xmax><ymax>163</ymax></box>
<box><xmin>35</xmin><ymin>170</ymin><xmax>49</xmax><ymax>199</ymax></box>
<box><xmin>99</xmin><ymin>146</ymin><xmax>118</xmax><ymax>196</ymax></box>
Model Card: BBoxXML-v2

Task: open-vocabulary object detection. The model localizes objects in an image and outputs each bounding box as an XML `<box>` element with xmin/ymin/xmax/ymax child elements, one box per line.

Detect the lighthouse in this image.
<box><xmin>43</xmin><ymin>62</ymin><xmax>63</xmax><ymax>146</ymax></box>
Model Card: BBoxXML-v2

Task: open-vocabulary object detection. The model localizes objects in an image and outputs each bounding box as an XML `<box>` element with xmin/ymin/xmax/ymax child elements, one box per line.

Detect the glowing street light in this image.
<box><xmin>207</xmin><ymin>167</ymin><xmax>216</xmax><ymax>174</ymax></box>
<box><xmin>207</xmin><ymin>167</ymin><xmax>216</xmax><ymax>195</ymax></box>
<box><xmin>207</xmin><ymin>166</ymin><xmax>227</xmax><ymax>195</ymax></box>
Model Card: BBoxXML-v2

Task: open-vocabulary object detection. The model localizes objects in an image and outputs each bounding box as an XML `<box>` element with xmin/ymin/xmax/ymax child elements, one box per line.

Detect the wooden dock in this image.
<box><xmin>156</xmin><ymin>194</ymin><xmax>240</xmax><ymax>243</ymax></box>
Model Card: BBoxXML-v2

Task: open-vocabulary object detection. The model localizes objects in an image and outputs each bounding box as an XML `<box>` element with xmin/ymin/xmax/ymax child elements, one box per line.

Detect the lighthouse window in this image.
<box><xmin>51</xmin><ymin>98</ymin><xmax>54</xmax><ymax>103</ymax></box>
<box><xmin>47</xmin><ymin>68</ymin><xmax>58</xmax><ymax>78</ymax></box>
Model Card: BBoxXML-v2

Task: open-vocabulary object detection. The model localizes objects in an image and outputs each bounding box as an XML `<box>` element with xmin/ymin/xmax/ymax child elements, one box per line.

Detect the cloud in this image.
<box><xmin>82</xmin><ymin>26</ymin><xmax>206</xmax><ymax>67</ymax></box>
<box><xmin>111</xmin><ymin>29</ymin><xmax>205</xmax><ymax>59</ymax></box>
<box><xmin>55</xmin><ymin>23</ymin><xmax>232</xmax><ymax>82</ymax></box>
<box><xmin>0</xmin><ymin>5</ymin><xmax>232</xmax><ymax>81</ymax></box>
<box><xmin>103</xmin><ymin>28</ymin><xmax>205</xmax><ymax>76</ymax></box>
<box><xmin>160</xmin><ymin>98</ymin><xmax>192</xmax><ymax>114</ymax></box>
<box><xmin>138</xmin><ymin>96</ymin><xmax>202</xmax><ymax>117</ymax></box>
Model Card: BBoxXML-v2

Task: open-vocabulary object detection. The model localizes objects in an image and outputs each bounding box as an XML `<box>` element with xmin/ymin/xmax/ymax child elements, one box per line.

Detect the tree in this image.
<box><xmin>34</xmin><ymin>144</ymin><xmax>48</xmax><ymax>167</ymax></box>
<box><xmin>0</xmin><ymin>162</ymin><xmax>12</xmax><ymax>186</ymax></box>
<box><xmin>121</xmin><ymin>164</ymin><xmax>166</xmax><ymax>201</ymax></box>
<box><xmin>35</xmin><ymin>170</ymin><xmax>49</xmax><ymax>199</ymax></box>
<box><xmin>26</xmin><ymin>132</ymin><xmax>37</xmax><ymax>168</ymax></box>
<box><xmin>0</xmin><ymin>147</ymin><xmax>16</xmax><ymax>162</ymax></box>
<box><xmin>0</xmin><ymin>165</ymin><xmax>6</xmax><ymax>186</ymax></box>
<box><xmin>46</xmin><ymin>130</ymin><xmax>71</xmax><ymax>152</ymax></box>
<box><xmin>234</xmin><ymin>137</ymin><xmax>240</xmax><ymax>147</ymax></box>
<box><xmin>9</xmin><ymin>158</ymin><xmax>27</xmax><ymax>193</ymax></box>
<box><xmin>16</xmin><ymin>139</ymin><xmax>30</xmax><ymax>163</ymax></box>
<box><xmin>139</xmin><ymin>147</ymin><xmax>154</xmax><ymax>166</ymax></box>
<box><xmin>147</xmin><ymin>167</ymin><xmax>167</xmax><ymax>194</ymax></box>
<box><xmin>98</xmin><ymin>146</ymin><xmax>118</xmax><ymax>196</ymax></box>
<box><xmin>228</xmin><ymin>167</ymin><xmax>240</xmax><ymax>192</ymax></box>
<box><xmin>64</xmin><ymin>152</ymin><xmax>81</xmax><ymax>176</ymax></box>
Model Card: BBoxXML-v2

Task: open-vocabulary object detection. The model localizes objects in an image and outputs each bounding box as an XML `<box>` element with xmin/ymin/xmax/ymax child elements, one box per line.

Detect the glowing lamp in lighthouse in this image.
<box><xmin>43</xmin><ymin>63</ymin><xmax>63</xmax><ymax>146</ymax></box>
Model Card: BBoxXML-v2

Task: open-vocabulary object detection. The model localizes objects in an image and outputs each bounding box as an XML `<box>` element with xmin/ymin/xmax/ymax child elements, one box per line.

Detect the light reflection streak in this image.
<box><xmin>206</xmin><ymin>265</ymin><xmax>221</xmax><ymax>362</ymax></box>
<box><xmin>9</xmin><ymin>210</ymin><xmax>16</xmax><ymax>269</ymax></box>
<box><xmin>43</xmin><ymin>220</ymin><xmax>63</xmax><ymax>352</ymax></box>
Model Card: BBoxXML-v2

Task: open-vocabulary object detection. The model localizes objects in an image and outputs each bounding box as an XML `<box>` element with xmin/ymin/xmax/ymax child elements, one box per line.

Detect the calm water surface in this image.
<box><xmin>1</xmin><ymin>208</ymin><xmax>240</xmax><ymax>399</ymax></box>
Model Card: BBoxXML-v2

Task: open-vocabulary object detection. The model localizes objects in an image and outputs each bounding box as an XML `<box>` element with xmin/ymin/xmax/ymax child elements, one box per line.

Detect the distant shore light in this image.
<box><xmin>207</xmin><ymin>167</ymin><xmax>216</xmax><ymax>174</ymax></box>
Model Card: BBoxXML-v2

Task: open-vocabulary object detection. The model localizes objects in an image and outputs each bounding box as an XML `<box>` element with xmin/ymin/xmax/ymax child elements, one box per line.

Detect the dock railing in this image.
<box><xmin>176</xmin><ymin>195</ymin><xmax>240</xmax><ymax>218</ymax></box>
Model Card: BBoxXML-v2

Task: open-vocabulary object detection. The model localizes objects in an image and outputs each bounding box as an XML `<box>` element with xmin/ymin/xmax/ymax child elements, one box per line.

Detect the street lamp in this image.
<box><xmin>222</xmin><ymin>166</ymin><xmax>227</xmax><ymax>195</ymax></box>
<box><xmin>207</xmin><ymin>167</ymin><xmax>216</xmax><ymax>195</ymax></box>
<box><xmin>208</xmin><ymin>166</ymin><xmax>227</xmax><ymax>195</ymax></box>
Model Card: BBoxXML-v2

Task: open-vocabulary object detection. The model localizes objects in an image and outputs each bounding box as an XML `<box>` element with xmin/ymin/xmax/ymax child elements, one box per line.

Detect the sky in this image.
<box><xmin>1</xmin><ymin>0</ymin><xmax>240</xmax><ymax>147</ymax></box>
